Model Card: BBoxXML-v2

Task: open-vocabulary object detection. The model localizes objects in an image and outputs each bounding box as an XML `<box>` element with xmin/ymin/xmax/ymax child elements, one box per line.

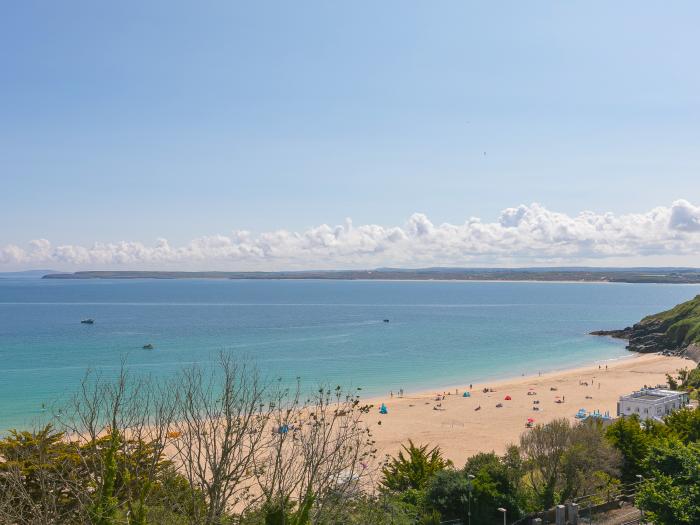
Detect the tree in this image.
<box><xmin>252</xmin><ymin>383</ymin><xmax>376</xmax><ymax>524</ymax></box>
<box><xmin>381</xmin><ymin>441</ymin><xmax>451</xmax><ymax>494</ymax></box>
<box><xmin>605</xmin><ymin>415</ymin><xmax>650</xmax><ymax>482</ymax></box>
<box><xmin>0</xmin><ymin>425</ymin><xmax>88</xmax><ymax>524</ymax></box>
<box><xmin>520</xmin><ymin>419</ymin><xmax>620</xmax><ymax>509</ymax></box>
<box><xmin>423</xmin><ymin>469</ymin><xmax>469</xmax><ymax>521</ymax></box>
<box><xmin>56</xmin><ymin>362</ymin><xmax>179</xmax><ymax>525</ymax></box>
<box><xmin>425</xmin><ymin>449</ymin><xmax>525</xmax><ymax>523</ymax></box>
<box><xmin>663</xmin><ymin>406</ymin><xmax>700</xmax><ymax>444</ymax></box>
<box><xmin>667</xmin><ymin>366</ymin><xmax>700</xmax><ymax>391</ymax></box>
<box><xmin>636</xmin><ymin>440</ymin><xmax>700</xmax><ymax>525</ymax></box>
<box><xmin>559</xmin><ymin>420</ymin><xmax>620</xmax><ymax>503</ymax></box>
<box><xmin>170</xmin><ymin>354</ymin><xmax>272</xmax><ymax>524</ymax></box>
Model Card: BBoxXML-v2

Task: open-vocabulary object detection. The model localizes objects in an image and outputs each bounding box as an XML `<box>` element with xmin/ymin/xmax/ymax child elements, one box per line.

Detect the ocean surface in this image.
<box><xmin>1</xmin><ymin>278</ymin><xmax>700</xmax><ymax>431</ymax></box>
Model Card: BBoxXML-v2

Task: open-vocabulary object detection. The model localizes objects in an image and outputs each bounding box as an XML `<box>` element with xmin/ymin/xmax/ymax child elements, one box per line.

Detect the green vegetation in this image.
<box><xmin>2</xmin><ymin>360</ymin><xmax>700</xmax><ymax>524</ymax></box>
<box><xmin>636</xmin><ymin>440</ymin><xmax>700</xmax><ymax>525</ymax></box>
<box><xmin>641</xmin><ymin>294</ymin><xmax>700</xmax><ymax>347</ymax></box>
<box><xmin>381</xmin><ymin>441</ymin><xmax>452</xmax><ymax>494</ymax></box>
<box><xmin>371</xmin><ymin>419</ymin><xmax>625</xmax><ymax>524</ymax></box>
<box><xmin>604</xmin><ymin>408</ymin><xmax>700</xmax><ymax>525</ymax></box>
<box><xmin>667</xmin><ymin>366</ymin><xmax>700</xmax><ymax>401</ymax></box>
<box><xmin>0</xmin><ymin>425</ymin><xmax>202</xmax><ymax>525</ymax></box>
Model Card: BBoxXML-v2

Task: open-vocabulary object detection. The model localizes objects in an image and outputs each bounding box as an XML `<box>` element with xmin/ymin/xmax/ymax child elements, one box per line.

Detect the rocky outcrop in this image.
<box><xmin>686</xmin><ymin>344</ymin><xmax>700</xmax><ymax>363</ymax></box>
<box><xmin>591</xmin><ymin>295</ymin><xmax>700</xmax><ymax>360</ymax></box>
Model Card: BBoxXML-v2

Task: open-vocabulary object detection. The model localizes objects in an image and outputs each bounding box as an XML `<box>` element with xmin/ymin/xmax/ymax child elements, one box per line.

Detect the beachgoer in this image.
<box><xmin>469</xmin><ymin>383</ymin><xmax>472</xmax><ymax>389</ymax></box>
<box><xmin>390</xmin><ymin>391</ymin><xmax>393</xmax><ymax>398</ymax></box>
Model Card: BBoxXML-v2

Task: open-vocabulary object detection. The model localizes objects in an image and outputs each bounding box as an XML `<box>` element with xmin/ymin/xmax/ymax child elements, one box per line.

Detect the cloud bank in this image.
<box><xmin>2</xmin><ymin>200</ymin><xmax>700</xmax><ymax>270</ymax></box>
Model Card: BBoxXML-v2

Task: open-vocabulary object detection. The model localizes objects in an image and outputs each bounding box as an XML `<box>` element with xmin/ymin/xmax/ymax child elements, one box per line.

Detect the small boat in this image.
<box><xmin>383</xmin><ymin>319</ymin><xmax>390</xmax><ymax>323</ymax></box>
<box><xmin>142</xmin><ymin>343</ymin><xmax>154</xmax><ymax>350</ymax></box>
<box><xmin>81</xmin><ymin>319</ymin><xmax>95</xmax><ymax>324</ymax></box>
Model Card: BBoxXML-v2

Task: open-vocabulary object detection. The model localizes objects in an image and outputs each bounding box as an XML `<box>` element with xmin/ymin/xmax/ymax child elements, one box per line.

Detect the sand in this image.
<box><xmin>366</xmin><ymin>353</ymin><xmax>694</xmax><ymax>466</ymax></box>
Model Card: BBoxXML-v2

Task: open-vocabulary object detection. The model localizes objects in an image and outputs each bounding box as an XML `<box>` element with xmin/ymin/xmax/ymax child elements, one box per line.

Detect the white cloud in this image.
<box><xmin>2</xmin><ymin>200</ymin><xmax>700</xmax><ymax>270</ymax></box>
<box><xmin>668</xmin><ymin>199</ymin><xmax>700</xmax><ymax>232</ymax></box>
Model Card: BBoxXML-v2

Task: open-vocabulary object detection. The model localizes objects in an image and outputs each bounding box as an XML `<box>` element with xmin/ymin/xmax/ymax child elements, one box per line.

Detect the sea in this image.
<box><xmin>1</xmin><ymin>278</ymin><xmax>699</xmax><ymax>431</ymax></box>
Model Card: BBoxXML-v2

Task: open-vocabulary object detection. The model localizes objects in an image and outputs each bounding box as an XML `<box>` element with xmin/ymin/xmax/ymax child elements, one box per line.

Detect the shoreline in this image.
<box><xmin>361</xmin><ymin>344</ymin><xmax>635</xmax><ymax>401</ymax></box>
<box><xmin>36</xmin><ymin>276</ymin><xmax>700</xmax><ymax>285</ymax></box>
<box><xmin>364</xmin><ymin>353</ymin><xmax>695</xmax><ymax>465</ymax></box>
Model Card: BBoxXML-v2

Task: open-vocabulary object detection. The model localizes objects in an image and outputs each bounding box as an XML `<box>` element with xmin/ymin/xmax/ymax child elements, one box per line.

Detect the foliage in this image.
<box><xmin>667</xmin><ymin>366</ymin><xmax>700</xmax><ymax>398</ymax></box>
<box><xmin>425</xmin><ymin>448</ymin><xmax>525</xmax><ymax>523</ymax></box>
<box><xmin>636</xmin><ymin>440</ymin><xmax>700</xmax><ymax>525</ymax></box>
<box><xmin>381</xmin><ymin>440</ymin><xmax>452</xmax><ymax>493</ymax></box>
<box><xmin>520</xmin><ymin>418</ymin><xmax>620</xmax><ymax>509</ymax></box>
<box><xmin>0</xmin><ymin>425</ymin><xmax>87</xmax><ymax>523</ymax></box>
<box><xmin>641</xmin><ymin>294</ymin><xmax>700</xmax><ymax>346</ymax></box>
<box><xmin>325</xmin><ymin>494</ymin><xmax>418</xmax><ymax>525</ymax></box>
<box><xmin>604</xmin><ymin>415</ymin><xmax>652</xmax><ymax>483</ymax></box>
<box><xmin>0</xmin><ymin>425</ymin><xmax>220</xmax><ymax>525</ymax></box>
<box><xmin>89</xmin><ymin>430</ymin><xmax>120</xmax><ymax>525</ymax></box>
<box><xmin>240</xmin><ymin>493</ymin><xmax>421</xmax><ymax>525</ymax></box>
<box><xmin>663</xmin><ymin>406</ymin><xmax>700</xmax><ymax>443</ymax></box>
<box><xmin>10</xmin><ymin>356</ymin><xmax>700</xmax><ymax>524</ymax></box>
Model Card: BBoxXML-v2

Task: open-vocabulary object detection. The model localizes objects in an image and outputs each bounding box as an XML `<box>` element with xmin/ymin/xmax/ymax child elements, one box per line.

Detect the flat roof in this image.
<box><xmin>620</xmin><ymin>389</ymin><xmax>687</xmax><ymax>402</ymax></box>
<box><xmin>634</xmin><ymin>394</ymin><xmax>666</xmax><ymax>401</ymax></box>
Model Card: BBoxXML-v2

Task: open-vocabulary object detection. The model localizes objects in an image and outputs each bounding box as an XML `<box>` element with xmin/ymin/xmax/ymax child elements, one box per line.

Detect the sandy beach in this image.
<box><xmin>367</xmin><ymin>353</ymin><xmax>694</xmax><ymax>466</ymax></box>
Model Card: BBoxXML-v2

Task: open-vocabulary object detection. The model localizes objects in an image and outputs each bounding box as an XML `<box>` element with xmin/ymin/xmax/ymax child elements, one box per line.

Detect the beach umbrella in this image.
<box><xmin>504</xmin><ymin>395</ymin><xmax>512</xmax><ymax>400</ymax></box>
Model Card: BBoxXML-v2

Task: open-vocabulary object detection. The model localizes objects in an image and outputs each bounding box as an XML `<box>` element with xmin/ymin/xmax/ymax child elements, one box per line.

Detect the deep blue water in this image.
<box><xmin>1</xmin><ymin>278</ymin><xmax>699</xmax><ymax>431</ymax></box>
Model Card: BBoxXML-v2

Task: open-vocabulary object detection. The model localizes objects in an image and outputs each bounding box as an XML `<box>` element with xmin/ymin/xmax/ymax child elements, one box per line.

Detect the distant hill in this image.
<box><xmin>592</xmin><ymin>294</ymin><xmax>700</xmax><ymax>360</ymax></box>
<box><xmin>43</xmin><ymin>267</ymin><xmax>700</xmax><ymax>284</ymax></box>
<box><xmin>0</xmin><ymin>269</ymin><xmax>59</xmax><ymax>279</ymax></box>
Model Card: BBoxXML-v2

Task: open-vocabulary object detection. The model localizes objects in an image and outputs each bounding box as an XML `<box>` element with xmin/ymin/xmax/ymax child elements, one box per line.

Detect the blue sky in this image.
<box><xmin>1</xmin><ymin>2</ymin><xmax>699</xmax><ymax>269</ymax></box>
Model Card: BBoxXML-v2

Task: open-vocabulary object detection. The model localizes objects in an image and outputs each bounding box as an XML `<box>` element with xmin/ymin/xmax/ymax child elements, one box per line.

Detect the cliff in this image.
<box><xmin>592</xmin><ymin>295</ymin><xmax>700</xmax><ymax>360</ymax></box>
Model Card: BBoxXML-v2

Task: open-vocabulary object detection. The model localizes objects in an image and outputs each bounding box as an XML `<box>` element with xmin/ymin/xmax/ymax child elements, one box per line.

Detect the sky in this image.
<box><xmin>1</xmin><ymin>2</ymin><xmax>699</xmax><ymax>270</ymax></box>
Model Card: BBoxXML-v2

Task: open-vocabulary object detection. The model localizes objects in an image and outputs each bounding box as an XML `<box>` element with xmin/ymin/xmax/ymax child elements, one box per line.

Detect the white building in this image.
<box><xmin>617</xmin><ymin>388</ymin><xmax>690</xmax><ymax>421</ymax></box>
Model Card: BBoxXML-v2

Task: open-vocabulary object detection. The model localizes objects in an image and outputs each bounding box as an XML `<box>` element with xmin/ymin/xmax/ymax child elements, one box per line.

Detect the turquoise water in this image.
<box><xmin>1</xmin><ymin>278</ymin><xmax>700</xmax><ymax>431</ymax></box>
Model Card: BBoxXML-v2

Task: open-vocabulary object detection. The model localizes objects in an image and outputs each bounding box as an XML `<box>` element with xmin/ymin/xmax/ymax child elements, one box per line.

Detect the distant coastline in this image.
<box><xmin>43</xmin><ymin>267</ymin><xmax>700</xmax><ymax>284</ymax></box>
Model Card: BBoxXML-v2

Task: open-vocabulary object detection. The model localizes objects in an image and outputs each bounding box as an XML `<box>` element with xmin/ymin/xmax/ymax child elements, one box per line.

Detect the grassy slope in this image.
<box><xmin>641</xmin><ymin>295</ymin><xmax>700</xmax><ymax>347</ymax></box>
